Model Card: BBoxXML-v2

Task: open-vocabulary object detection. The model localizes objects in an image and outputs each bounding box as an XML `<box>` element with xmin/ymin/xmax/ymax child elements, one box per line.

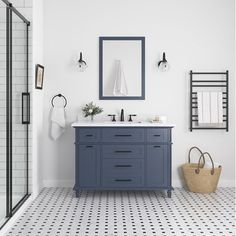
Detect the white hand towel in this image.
<box><xmin>210</xmin><ymin>92</ymin><xmax>224</xmax><ymax>124</ymax></box>
<box><xmin>210</xmin><ymin>92</ymin><xmax>218</xmax><ymax>123</ymax></box>
<box><xmin>197</xmin><ymin>92</ymin><xmax>203</xmax><ymax>124</ymax></box>
<box><xmin>51</xmin><ymin>107</ymin><xmax>66</xmax><ymax>140</ymax></box>
<box><xmin>113</xmin><ymin>60</ymin><xmax>128</xmax><ymax>96</ymax></box>
<box><xmin>202</xmin><ymin>92</ymin><xmax>211</xmax><ymax>123</ymax></box>
<box><xmin>217</xmin><ymin>92</ymin><xmax>223</xmax><ymax>124</ymax></box>
<box><xmin>198</xmin><ymin>91</ymin><xmax>211</xmax><ymax>124</ymax></box>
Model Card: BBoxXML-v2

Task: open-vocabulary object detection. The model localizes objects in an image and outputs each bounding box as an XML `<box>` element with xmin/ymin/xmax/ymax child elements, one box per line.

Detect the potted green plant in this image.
<box><xmin>82</xmin><ymin>102</ymin><xmax>103</xmax><ymax>121</ymax></box>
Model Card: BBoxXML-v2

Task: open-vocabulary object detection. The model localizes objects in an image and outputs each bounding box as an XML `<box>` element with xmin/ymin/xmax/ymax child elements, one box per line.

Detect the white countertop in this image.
<box><xmin>72</xmin><ymin>121</ymin><xmax>175</xmax><ymax>127</ymax></box>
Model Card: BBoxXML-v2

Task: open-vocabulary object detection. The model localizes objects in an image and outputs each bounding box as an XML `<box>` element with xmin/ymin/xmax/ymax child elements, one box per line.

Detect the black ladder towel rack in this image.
<box><xmin>190</xmin><ymin>70</ymin><xmax>229</xmax><ymax>132</ymax></box>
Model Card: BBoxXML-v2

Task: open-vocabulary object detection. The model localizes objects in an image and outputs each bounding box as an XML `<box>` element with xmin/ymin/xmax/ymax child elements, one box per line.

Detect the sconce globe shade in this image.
<box><xmin>78</xmin><ymin>61</ymin><xmax>87</xmax><ymax>72</ymax></box>
<box><xmin>158</xmin><ymin>61</ymin><xmax>170</xmax><ymax>72</ymax></box>
<box><xmin>78</xmin><ymin>52</ymin><xmax>87</xmax><ymax>72</ymax></box>
<box><xmin>158</xmin><ymin>52</ymin><xmax>170</xmax><ymax>72</ymax></box>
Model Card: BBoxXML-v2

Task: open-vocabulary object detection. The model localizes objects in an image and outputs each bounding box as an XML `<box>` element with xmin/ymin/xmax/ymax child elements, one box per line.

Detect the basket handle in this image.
<box><xmin>188</xmin><ymin>146</ymin><xmax>205</xmax><ymax>164</ymax></box>
<box><xmin>195</xmin><ymin>152</ymin><xmax>214</xmax><ymax>175</ymax></box>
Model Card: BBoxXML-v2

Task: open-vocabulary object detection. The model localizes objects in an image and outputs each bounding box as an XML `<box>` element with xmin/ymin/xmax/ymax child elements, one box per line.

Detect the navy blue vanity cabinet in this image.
<box><xmin>76</xmin><ymin>144</ymin><xmax>100</xmax><ymax>187</ymax></box>
<box><xmin>74</xmin><ymin>126</ymin><xmax>173</xmax><ymax>198</ymax></box>
<box><xmin>147</xmin><ymin>144</ymin><xmax>168</xmax><ymax>187</ymax></box>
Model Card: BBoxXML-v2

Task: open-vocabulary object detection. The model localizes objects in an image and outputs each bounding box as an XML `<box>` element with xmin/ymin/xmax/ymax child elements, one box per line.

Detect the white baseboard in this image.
<box><xmin>32</xmin><ymin>182</ymin><xmax>43</xmax><ymax>199</ymax></box>
<box><xmin>172</xmin><ymin>179</ymin><xmax>185</xmax><ymax>187</ymax></box>
<box><xmin>43</xmin><ymin>179</ymin><xmax>235</xmax><ymax>188</ymax></box>
<box><xmin>218</xmin><ymin>179</ymin><xmax>235</xmax><ymax>187</ymax></box>
<box><xmin>172</xmin><ymin>179</ymin><xmax>235</xmax><ymax>188</ymax></box>
<box><xmin>0</xmin><ymin>195</ymin><xmax>33</xmax><ymax>236</ymax></box>
<box><xmin>43</xmin><ymin>180</ymin><xmax>74</xmax><ymax>188</ymax></box>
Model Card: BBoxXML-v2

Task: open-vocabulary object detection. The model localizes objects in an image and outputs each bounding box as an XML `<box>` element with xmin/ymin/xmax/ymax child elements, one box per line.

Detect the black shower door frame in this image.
<box><xmin>1</xmin><ymin>0</ymin><xmax>31</xmax><ymax>229</ymax></box>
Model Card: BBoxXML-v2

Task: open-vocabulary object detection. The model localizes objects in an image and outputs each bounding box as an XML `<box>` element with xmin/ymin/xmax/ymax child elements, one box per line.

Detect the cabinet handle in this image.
<box><xmin>154</xmin><ymin>134</ymin><xmax>161</xmax><ymax>137</ymax></box>
<box><xmin>115</xmin><ymin>179</ymin><xmax>132</xmax><ymax>182</ymax></box>
<box><xmin>115</xmin><ymin>134</ymin><xmax>132</xmax><ymax>137</ymax></box>
<box><xmin>115</xmin><ymin>165</ymin><xmax>132</xmax><ymax>168</ymax></box>
<box><xmin>86</xmin><ymin>145</ymin><xmax>93</xmax><ymax>148</ymax></box>
<box><xmin>115</xmin><ymin>150</ymin><xmax>132</xmax><ymax>153</ymax></box>
<box><xmin>86</xmin><ymin>134</ymin><xmax>93</xmax><ymax>137</ymax></box>
<box><xmin>153</xmin><ymin>145</ymin><xmax>161</xmax><ymax>148</ymax></box>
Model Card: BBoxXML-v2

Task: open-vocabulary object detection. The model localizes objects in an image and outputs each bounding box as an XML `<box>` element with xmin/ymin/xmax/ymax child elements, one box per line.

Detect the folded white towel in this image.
<box><xmin>198</xmin><ymin>91</ymin><xmax>223</xmax><ymax>124</ymax></box>
<box><xmin>51</xmin><ymin>107</ymin><xmax>66</xmax><ymax>140</ymax></box>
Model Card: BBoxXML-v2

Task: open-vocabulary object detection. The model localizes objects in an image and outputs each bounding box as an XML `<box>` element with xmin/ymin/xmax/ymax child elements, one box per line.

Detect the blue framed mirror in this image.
<box><xmin>99</xmin><ymin>36</ymin><xmax>145</xmax><ymax>100</ymax></box>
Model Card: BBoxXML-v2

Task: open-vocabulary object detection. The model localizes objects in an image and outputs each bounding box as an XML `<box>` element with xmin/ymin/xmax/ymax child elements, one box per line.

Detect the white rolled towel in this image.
<box><xmin>51</xmin><ymin>107</ymin><xmax>66</xmax><ymax>140</ymax></box>
<box><xmin>204</xmin><ymin>161</ymin><xmax>221</xmax><ymax>169</ymax></box>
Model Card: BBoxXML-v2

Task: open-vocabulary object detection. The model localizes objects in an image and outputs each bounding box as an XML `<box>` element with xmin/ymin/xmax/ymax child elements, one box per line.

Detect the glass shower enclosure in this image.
<box><xmin>0</xmin><ymin>0</ymin><xmax>30</xmax><ymax>228</ymax></box>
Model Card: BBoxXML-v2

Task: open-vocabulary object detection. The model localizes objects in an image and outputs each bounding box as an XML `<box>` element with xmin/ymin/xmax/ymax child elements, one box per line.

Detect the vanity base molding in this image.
<box><xmin>73</xmin><ymin>126</ymin><xmax>174</xmax><ymax>198</ymax></box>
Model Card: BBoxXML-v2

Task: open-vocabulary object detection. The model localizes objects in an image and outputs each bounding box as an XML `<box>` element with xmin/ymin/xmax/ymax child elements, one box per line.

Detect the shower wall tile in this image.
<box><xmin>10</xmin><ymin>0</ymin><xmax>25</xmax><ymax>8</ymax></box>
<box><xmin>0</xmin><ymin>178</ymin><xmax>4</xmax><ymax>185</ymax></box>
<box><xmin>15</xmin><ymin>8</ymin><xmax>32</xmax><ymax>19</ymax></box>
<box><xmin>0</xmin><ymin>39</ymin><xmax>5</xmax><ymax>45</ymax></box>
<box><xmin>0</xmin><ymin>55</ymin><xmax>5</xmax><ymax>61</ymax></box>
<box><xmin>24</xmin><ymin>0</ymin><xmax>33</xmax><ymax>8</ymax></box>
<box><xmin>0</xmin><ymin>24</ymin><xmax>6</xmax><ymax>30</ymax></box>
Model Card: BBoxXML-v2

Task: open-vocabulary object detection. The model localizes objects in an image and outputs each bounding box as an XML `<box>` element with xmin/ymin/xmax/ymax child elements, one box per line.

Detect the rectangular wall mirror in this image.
<box><xmin>99</xmin><ymin>36</ymin><xmax>145</xmax><ymax>100</ymax></box>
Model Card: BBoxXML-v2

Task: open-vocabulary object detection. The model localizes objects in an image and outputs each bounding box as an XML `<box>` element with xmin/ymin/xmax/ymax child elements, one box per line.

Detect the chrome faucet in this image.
<box><xmin>120</xmin><ymin>109</ymin><xmax>124</xmax><ymax>121</ymax></box>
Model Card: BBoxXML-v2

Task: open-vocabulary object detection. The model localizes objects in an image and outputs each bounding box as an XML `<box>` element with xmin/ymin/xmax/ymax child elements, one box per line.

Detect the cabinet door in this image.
<box><xmin>147</xmin><ymin>145</ymin><xmax>168</xmax><ymax>187</ymax></box>
<box><xmin>76</xmin><ymin>145</ymin><xmax>100</xmax><ymax>187</ymax></box>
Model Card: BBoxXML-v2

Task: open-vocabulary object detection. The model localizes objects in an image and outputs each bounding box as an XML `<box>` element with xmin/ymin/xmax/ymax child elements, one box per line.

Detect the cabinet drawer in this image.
<box><xmin>75</xmin><ymin>128</ymin><xmax>100</xmax><ymax>143</ymax></box>
<box><xmin>102</xmin><ymin>175</ymin><xmax>144</xmax><ymax>188</ymax></box>
<box><xmin>101</xmin><ymin>128</ymin><xmax>144</xmax><ymax>142</ymax></box>
<box><xmin>102</xmin><ymin>145</ymin><xmax>144</xmax><ymax>159</ymax></box>
<box><xmin>147</xmin><ymin>128</ymin><xmax>170</xmax><ymax>142</ymax></box>
<box><xmin>102</xmin><ymin>159</ymin><xmax>144</xmax><ymax>174</ymax></box>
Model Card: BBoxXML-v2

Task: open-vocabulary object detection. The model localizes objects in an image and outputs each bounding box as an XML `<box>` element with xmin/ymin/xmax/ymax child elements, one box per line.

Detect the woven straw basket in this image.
<box><xmin>182</xmin><ymin>147</ymin><xmax>222</xmax><ymax>193</ymax></box>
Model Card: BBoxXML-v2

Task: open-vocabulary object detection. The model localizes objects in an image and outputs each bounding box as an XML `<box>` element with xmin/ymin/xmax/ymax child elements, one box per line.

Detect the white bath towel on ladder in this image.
<box><xmin>51</xmin><ymin>106</ymin><xmax>66</xmax><ymax>140</ymax></box>
<box><xmin>197</xmin><ymin>91</ymin><xmax>223</xmax><ymax>124</ymax></box>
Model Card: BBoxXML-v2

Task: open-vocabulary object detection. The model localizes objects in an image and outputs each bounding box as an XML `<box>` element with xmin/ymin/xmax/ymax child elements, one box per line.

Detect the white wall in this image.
<box><xmin>32</xmin><ymin>0</ymin><xmax>44</xmax><ymax>196</ymax></box>
<box><xmin>41</xmin><ymin>0</ymin><xmax>235</xmax><ymax>187</ymax></box>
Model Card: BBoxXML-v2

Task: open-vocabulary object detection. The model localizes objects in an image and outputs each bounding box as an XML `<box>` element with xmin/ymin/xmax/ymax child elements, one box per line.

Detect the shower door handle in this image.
<box><xmin>22</xmin><ymin>92</ymin><xmax>30</xmax><ymax>124</ymax></box>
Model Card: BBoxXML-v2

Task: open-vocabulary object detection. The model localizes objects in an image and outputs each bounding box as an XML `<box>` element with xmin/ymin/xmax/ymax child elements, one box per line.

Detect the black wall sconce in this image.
<box><xmin>78</xmin><ymin>52</ymin><xmax>87</xmax><ymax>72</ymax></box>
<box><xmin>158</xmin><ymin>52</ymin><xmax>170</xmax><ymax>72</ymax></box>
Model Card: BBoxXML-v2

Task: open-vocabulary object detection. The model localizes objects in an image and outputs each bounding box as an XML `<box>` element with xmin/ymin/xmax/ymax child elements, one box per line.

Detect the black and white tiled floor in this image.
<box><xmin>5</xmin><ymin>188</ymin><xmax>235</xmax><ymax>236</ymax></box>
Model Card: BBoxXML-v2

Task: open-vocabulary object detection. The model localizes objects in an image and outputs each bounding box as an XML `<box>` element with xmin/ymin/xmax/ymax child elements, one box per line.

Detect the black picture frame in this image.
<box><xmin>35</xmin><ymin>64</ymin><xmax>44</xmax><ymax>89</ymax></box>
<box><xmin>99</xmin><ymin>36</ymin><xmax>145</xmax><ymax>100</ymax></box>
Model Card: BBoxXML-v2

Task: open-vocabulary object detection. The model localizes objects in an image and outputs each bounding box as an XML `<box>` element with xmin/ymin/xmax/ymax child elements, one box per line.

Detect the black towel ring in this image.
<box><xmin>51</xmin><ymin>94</ymin><xmax>67</xmax><ymax>108</ymax></box>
